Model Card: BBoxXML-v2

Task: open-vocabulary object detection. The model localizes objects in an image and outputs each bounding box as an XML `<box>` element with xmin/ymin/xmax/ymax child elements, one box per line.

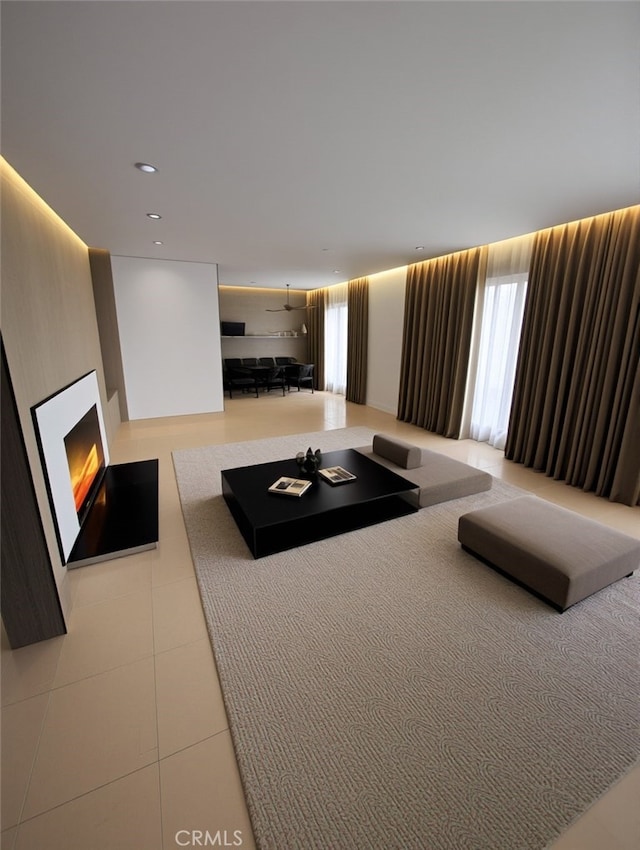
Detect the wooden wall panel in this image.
<box><xmin>89</xmin><ymin>248</ymin><xmax>129</xmax><ymax>422</ymax></box>
<box><xmin>1</xmin><ymin>159</ymin><xmax>109</xmax><ymax>620</ymax></box>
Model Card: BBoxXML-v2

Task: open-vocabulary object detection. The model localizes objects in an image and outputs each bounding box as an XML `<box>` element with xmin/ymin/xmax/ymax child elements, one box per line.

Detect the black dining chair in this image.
<box><xmin>262</xmin><ymin>366</ymin><xmax>287</xmax><ymax>396</ymax></box>
<box><xmin>287</xmin><ymin>363</ymin><xmax>315</xmax><ymax>393</ymax></box>
<box><xmin>227</xmin><ymin>365</ymin><xmax>259</xmax><ymax>398</ymax></box>
<box><xmin>223</xmin><ymin>358</ymin><xmax>241</xmax><ymax>395</ymax></box>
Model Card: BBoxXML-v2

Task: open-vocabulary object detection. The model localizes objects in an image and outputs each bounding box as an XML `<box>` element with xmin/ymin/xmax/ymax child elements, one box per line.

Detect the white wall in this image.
<box><xmin>112</xmin><ymin>256</ymin><xmax>224</xmax><ymax>419</ymax></box>
<box><xmin>366</xmin><ymin>267</ymin><xmax>407</xmax><ymax>414</ymax></box>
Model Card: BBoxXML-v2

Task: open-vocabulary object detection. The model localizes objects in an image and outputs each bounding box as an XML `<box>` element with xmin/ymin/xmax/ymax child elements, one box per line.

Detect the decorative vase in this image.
<box><xmin>296</xmin><ymin>447</ymin><xmax>322</xmax><ymax>476</ymax></box>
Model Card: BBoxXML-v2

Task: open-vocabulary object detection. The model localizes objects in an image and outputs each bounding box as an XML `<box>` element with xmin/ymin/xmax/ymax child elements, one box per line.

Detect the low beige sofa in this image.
<box><xmin>458</xmin><ymin>495</ymin><xmax>639</xmax><ymax>611</ymax></box>
<box><xmin>355</xmin><ymin>433</ymin><xmax>492</xmax><ymax>509</ymax></box>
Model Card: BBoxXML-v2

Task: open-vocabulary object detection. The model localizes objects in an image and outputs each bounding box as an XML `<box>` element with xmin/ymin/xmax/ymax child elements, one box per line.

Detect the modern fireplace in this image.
<box><xmin>32</xmin><ymin>370</ymin><xmax>158</xmax><ymax>568</ymax></box>
<box><xmin>32</xmin><ymin>370</ymin><xmax>111</xmax><ymax>563</ymax></box>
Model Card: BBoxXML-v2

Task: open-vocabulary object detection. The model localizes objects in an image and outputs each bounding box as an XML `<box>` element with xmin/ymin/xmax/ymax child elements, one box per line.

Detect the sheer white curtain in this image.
<box><xmin>466</xmin><ymin>235</ymin><xmax>533</xmax><ymax>450</ymax></box>
<box><xmin>324</xmin><ymin>282</ymin><xmax>348</xmax><ymax>394</ymax></box>
<box><xmin>470</xmin><ymin>275</ymin><xmax>527</xmax><ymax>448</ymax></box>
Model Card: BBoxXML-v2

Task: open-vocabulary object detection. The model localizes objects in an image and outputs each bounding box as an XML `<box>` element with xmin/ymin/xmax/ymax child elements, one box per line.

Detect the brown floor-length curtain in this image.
<box><xmin>306</xmin><ymin>288</ymin><xmax>326</xmax><ymax>390</ymax></box>
<box><xmin>398</xmin><ymin>247</ymin><xmax>484</xmax><ymax>438</ymax></box>
<box><xmin>346</xmin><ymin>277</ymin><xmax>369</xmax><ymax>404</ymax></box>
<box><xmin>505</xmin><ymin>206</ymin><xmax>640</xmax><ymax>505</ymax></box>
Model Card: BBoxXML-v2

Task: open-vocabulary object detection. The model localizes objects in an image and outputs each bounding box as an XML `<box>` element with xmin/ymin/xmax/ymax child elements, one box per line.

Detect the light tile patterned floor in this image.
<box><xmin>2</xmin><ymin>392</ymin><xmax>638</xmax><ymax>849</ymax></box>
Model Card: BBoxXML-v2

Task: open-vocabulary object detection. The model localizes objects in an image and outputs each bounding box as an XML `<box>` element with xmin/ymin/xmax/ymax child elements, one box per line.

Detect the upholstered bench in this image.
<box><xmin>458</xmin><ymin>495</ymin><xmax>639</xmax><ymax>611</ymax></box>
<box><xmin>355</xmin><ymin>434</ymin><xmax>492</xmax><ymax>509</ymax></box>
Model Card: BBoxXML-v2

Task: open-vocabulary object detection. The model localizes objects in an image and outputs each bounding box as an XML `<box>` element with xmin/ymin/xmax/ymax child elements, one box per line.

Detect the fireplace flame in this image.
<box><xmin>71</xmin><ymin>444</ymin><xmax>100</xmax><ymax>511</ymax></box>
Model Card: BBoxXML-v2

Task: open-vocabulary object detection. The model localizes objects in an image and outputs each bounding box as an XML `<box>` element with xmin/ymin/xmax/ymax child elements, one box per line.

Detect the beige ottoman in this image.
<box><xmin>458</xmin><ymin>495</ymin><xmax>639</xmax><ymax>611</ymax></box>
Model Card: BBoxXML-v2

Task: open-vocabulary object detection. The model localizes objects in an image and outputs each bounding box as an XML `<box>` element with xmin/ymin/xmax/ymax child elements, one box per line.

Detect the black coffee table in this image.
<box><xmin>221</xmin><ymin>448</ymin><xmax>417</xmax><ymax>558</ymax></box>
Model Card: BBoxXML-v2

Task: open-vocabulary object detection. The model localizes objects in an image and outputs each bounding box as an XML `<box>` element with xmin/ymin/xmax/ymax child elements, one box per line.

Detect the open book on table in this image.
<box><xmin>268</xmin><ymin>476</ymin><xmax>312</xmax><ymax>497</ymax></box>
<box><xmin>318</xmin><ymin>466</ymin><xmax>357</xmax><ymax>485</ymax></box>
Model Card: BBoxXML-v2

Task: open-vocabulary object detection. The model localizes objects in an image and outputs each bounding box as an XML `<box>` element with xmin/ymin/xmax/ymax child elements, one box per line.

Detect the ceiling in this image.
<box><xmin>2</xmin><ymin>1</ymin><xmax>638</xmax><ymax>290</ymax></box>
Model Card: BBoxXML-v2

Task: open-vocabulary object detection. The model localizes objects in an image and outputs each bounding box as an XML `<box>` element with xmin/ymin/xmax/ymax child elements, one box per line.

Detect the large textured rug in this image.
<box><xmin>173</xmin><ymin>427</ymin><xmax>640</xmax><ymax>850</ymax></box>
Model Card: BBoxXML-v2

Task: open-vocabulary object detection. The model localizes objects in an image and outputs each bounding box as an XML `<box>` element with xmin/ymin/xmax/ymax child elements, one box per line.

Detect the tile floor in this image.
<box><xmin>2</xmin><ymin>392</ymin><xmax>638</xmax><ymax>850</ymax></box>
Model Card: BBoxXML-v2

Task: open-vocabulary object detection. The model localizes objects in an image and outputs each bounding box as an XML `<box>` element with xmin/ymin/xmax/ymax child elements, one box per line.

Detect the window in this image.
<box><xmin>469</xmin><ymin>274</ymin><xmax>527</xmax><ymax>449</ymax></box>
<box><xmin>463</xmin><ymin>235</ymin><xmax>532</xmax><ymax>450</ymax></box>
<box><xmin>324</xmin><ymin>282</ymin><xmax>348</xmax><ymax>394</ymax></box>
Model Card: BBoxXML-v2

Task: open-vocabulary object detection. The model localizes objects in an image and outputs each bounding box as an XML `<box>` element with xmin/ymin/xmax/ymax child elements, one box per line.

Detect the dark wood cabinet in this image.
<box><xmin>1</xmin><ymin>340</ymin><xmax>66</xmax><ymax>647</ymax></box>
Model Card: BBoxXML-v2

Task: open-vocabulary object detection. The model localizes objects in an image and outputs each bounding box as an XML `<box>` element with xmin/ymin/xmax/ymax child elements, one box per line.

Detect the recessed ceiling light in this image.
<box><xmin>153</xmin><ymin>240</ymin><xmax>163</xmax><ymax>245</ymax></box>
<box><xmin>415</xmin><ymin>246</ymin><xmax>424</xmax><ymax>251</ymax></box>
<box><xmin>146</xmin><ymin>212</ymin><xmax>162</xmax><ymax>219</ymax></box>
<box><xmin>135</xmin><ymin>162</ymin><xmax>158</xmax><ymax>173</ymax></box>
<box><xmin>332</xmin><ymin>269</ymin><xmax>341</xmax><ymax>274</ymax></box>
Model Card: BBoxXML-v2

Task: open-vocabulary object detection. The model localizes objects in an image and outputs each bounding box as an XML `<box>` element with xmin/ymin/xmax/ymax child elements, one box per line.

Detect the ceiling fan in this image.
<box><xmin>266</xmin><ymin>284</ymin><xmax>315</xmax><ymax>312</ymax></box>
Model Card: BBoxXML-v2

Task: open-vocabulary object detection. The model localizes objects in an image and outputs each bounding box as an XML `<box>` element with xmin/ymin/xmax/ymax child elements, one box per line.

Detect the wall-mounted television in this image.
<box><xmin>221</xmin><ymin>321</ymin><xmax>245</xmax><ymax>336</ymax></box>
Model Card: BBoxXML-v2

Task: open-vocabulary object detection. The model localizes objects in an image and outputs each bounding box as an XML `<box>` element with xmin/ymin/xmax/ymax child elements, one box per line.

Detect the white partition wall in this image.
<box><xmin>366</xmin><ymin>267</ymin><xmax>407</xmax><ymax>414</ymax></box>
<box><xmin>112</xmin><ymin>256</ymin><xmax>224</xmax><ymax>419</ymax></box>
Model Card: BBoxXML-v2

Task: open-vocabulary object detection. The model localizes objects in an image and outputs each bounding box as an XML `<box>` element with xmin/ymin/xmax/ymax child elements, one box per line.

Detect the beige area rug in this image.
<box><xmin>173</xmin><ymin>427</ymin><xmax>640</xmax><ymax>850</ymax></box>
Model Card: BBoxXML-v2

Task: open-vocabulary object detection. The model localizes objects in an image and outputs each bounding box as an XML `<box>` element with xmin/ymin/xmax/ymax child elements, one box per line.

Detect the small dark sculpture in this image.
<box><xmin>296</xmin><ymin>447</ymin><xmax>322</xmax><ymax>475</ymax></box>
